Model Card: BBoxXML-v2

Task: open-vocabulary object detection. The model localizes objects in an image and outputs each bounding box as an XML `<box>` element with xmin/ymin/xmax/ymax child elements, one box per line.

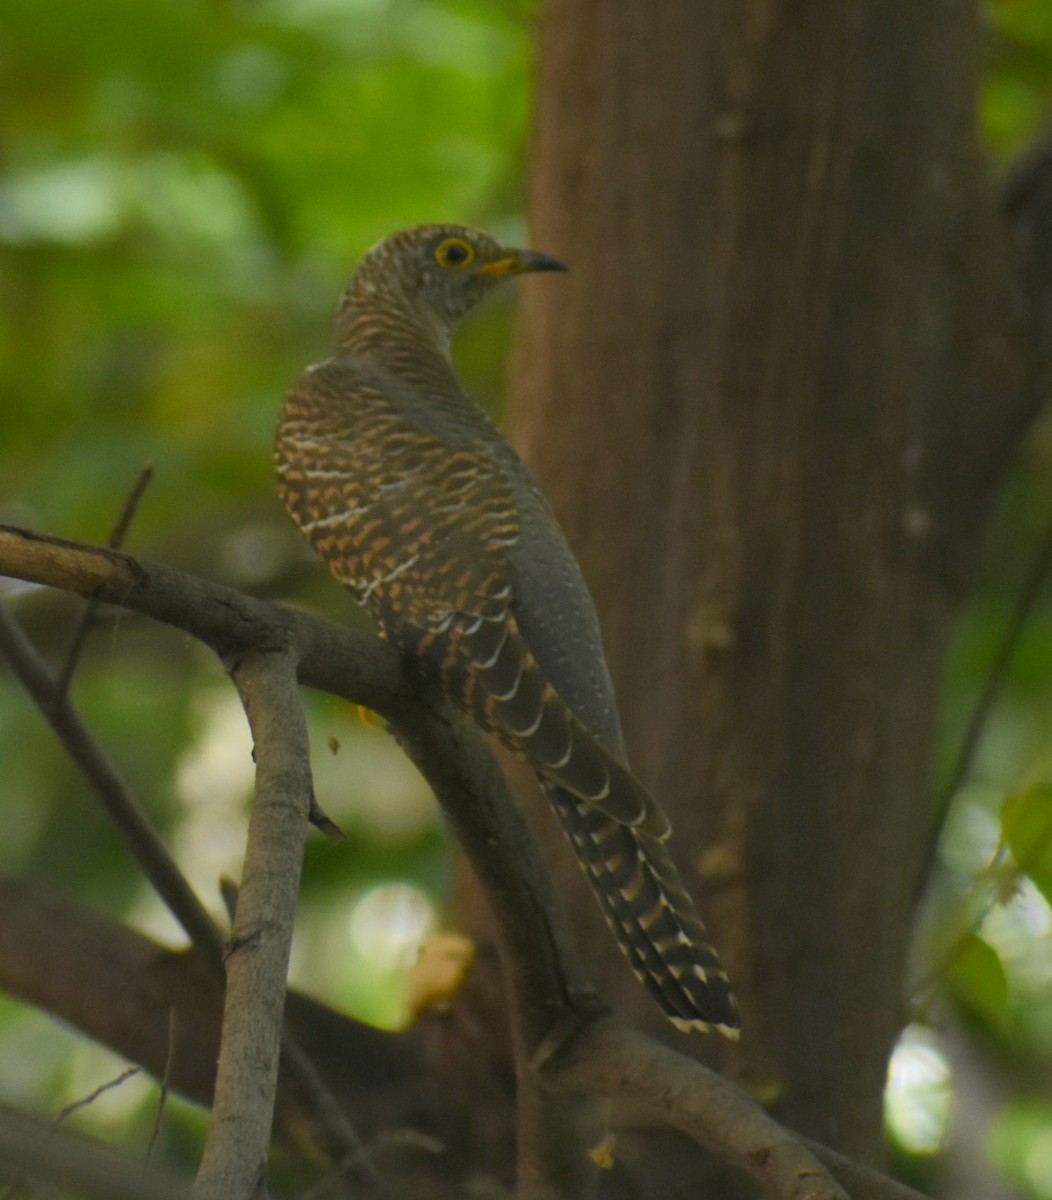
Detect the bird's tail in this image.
<box><xmin>543</xmin><ymin>783</ymin><xmax>740</xmax><ymax>1038</ymax></box>
<box><xmin>455</xmin><ymin>611</ymin><xmax>740</xmax><ymax>1036</ymax></box>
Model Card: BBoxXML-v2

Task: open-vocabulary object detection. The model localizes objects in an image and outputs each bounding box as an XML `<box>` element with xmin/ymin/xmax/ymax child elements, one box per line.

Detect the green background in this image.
<box><xmin>2</xmin><ymin>0</ymin><xmax>1052</xmax><ymax>1193</ymax></box>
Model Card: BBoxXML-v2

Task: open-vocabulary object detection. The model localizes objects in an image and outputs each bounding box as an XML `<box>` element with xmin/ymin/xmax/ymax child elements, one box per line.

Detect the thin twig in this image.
<box><xmin>57</xmin><ymin>1068</ymin><xmax>142</xmax><ymax>1124</ymax></box>
<box><xmin>148</xmin><ymin>1009</ymin><xmax>177</xmax><ymax>1162</ymax></box>
<box><xmin>56</xmin><ymin>463</ymin><xmax>155</xmax><ymax>698</ymax></box>
<box><xmin>0</xmin><ymin>1100</ymin><xmax>191</xmax><ymax>1200</ymax></box>
<box><xmin>0</xmin><ymin>1068</ymin><xmax>142</xmax><ymax>1200</ymax></box>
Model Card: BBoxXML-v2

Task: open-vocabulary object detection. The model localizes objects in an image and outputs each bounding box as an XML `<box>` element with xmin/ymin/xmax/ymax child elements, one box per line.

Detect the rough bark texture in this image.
<box><xmin>506</xmin><ymin>0</ymin><xmax>1028</xmax><ymax>1165</ymax></box>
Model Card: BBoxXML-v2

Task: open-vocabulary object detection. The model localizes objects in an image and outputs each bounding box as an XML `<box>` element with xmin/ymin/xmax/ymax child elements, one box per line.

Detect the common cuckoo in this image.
<box><xmin>275</xmin><ymin>224</ymin><xmax>739</xmax><ymax>1037</ymax></box>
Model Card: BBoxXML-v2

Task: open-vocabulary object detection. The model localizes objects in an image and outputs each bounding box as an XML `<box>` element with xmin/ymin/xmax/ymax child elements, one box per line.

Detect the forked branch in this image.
<box><xmin>0</xmin><ymin>523</ymin><xmax>924</xmax><ymax>1200</ymax></box>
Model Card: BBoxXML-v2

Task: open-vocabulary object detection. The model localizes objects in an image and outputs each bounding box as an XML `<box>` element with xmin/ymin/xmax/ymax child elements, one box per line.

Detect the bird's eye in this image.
<box><xmin>435</xmin><ymin>237</ymin><xmax>475</xmax><ymax>271</ymax></box>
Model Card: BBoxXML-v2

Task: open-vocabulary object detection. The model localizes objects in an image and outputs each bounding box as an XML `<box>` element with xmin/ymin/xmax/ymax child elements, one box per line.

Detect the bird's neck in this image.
<box><xmin>334</xmin><ymin>287</ymin><xmax>454</xmax><ymax>377</ymax></box>
<box><xmin>333</xmin><ymin>283</ymin><xmax>448</xmax><ymax>352</ymax></box>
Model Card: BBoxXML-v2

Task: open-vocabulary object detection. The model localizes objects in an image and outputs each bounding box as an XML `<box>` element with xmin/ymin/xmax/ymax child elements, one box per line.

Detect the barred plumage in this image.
<box><xmin>274</xmin><ymin>224</ymin><xmax>739</xmax><ymax>1038</ymax></box>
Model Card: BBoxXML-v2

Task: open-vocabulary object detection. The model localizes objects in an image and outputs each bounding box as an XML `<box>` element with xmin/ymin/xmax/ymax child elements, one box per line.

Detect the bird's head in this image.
<box><xmin>339</xmin><ymin>224</ymin><xmax>567</xmax><ymax>343</ymax></box>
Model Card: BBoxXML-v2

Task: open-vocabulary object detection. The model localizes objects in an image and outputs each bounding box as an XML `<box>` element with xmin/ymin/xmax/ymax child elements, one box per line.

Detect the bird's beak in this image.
<box><xmin>477</xmin><ymin>248</ymin><xmax>568</xmax><ymax>278</ymax></box>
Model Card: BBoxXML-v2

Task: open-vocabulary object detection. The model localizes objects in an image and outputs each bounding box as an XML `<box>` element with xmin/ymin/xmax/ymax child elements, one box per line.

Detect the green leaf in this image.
<box><xmin>1002</xmin><ymin>784</ymin><xmax>1052</xmax><ymax>908</ymax></box>
<box><xmin>944</xmin><ymin>933</ymin><xmax>1009</xmax><ymax>1025</ymax></box>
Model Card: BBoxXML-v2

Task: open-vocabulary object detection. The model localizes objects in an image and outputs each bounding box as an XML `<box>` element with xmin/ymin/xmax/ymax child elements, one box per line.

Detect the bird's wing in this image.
<box><xmin>276</xmin><ymin>358</ymin><xmax>517</xmax><ymax>628</ymax></box>
<box><xmin>276</xmin><ymin>358</ymin><xmax>665</xmax><ymax>835</ymax></box>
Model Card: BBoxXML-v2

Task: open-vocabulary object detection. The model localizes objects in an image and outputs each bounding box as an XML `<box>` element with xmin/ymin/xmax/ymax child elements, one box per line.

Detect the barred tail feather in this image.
<box><xmin>545</xmin><ymin>784</ymin><xmax>740</xmax><ymax>1038</ymax></box>
<box><xmin>462</xmin><ymin>615</ymin><xmax>669</xmax><ymax>836</ymax></box>
<box><xmin>458</xmin><ymin>614</ymin><xmax>739</xmax><ymax>1036</ymax></box>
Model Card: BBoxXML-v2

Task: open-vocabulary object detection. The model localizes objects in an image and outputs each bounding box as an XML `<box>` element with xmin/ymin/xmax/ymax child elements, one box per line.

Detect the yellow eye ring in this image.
<box><xmin>435</xmin><ymin>237</ymin><xmax>475</xmax><ymax>271</ymax></box>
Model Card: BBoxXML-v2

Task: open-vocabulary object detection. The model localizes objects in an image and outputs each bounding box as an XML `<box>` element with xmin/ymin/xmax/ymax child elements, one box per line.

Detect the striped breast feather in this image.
<box><xmin>275</xmin><ymin>363</ymin><xmax>521</xmax><ymax>634</ymax></box>
<box><xmin>545</xmin><ymin>783</ymin><xmax>740</xmax><ymax>1038</ymax></box>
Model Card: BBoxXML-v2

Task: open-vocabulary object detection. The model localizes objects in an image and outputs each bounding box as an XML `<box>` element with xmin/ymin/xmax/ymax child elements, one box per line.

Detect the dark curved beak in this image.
<box><xmin>477</xmin><ymin>248</ymin><xmax>568</xmax><ymax>279</ymax></box>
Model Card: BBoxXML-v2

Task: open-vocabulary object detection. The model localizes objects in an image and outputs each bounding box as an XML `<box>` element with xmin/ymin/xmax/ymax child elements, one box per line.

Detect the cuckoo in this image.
<box><xmin>274</xmin><ymin>224</ymin><xmax>739</xmax><ymax>1037</ymax></box>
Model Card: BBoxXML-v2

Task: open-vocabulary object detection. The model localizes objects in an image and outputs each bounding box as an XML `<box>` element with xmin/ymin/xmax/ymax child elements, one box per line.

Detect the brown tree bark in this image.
<box><xmin>506</xmin><ymin>0</ymin><xmax>1030</xmax><ymax>1166</ymax></box>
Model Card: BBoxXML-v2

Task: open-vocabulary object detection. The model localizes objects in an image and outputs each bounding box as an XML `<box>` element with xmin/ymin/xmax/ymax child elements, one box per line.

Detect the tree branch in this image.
<box><xmin>0</xmin><ymin>524</ymin><xmax>929</xmax><ymax>1200</ymax></box>
<box><xmin>0</xmin><ymin>600</ymin><xmax>225</xmax><ymax>961</ymax></box>
<box><xmin>0</xmin><ymin>523</ymin><xmax>411</xmax><ymax>715</ymax></box>
<box><xmin>194</xmin><ymin>647</ymin><xmax>313</xmax><ymax>1199</ymax></box>
<box><xmin>544</xmin><ymin>1020</ymin><xmax>850</xmax><ymax>1200</ymax></box>
<box><xmin>804</xmin><ymin>1141</ymin><xmax>932</xmax><ymax>1200</ymax></box>
<box><xmin>0</xmin><ymin>584</ymin><xmax>376</xmax><ymax>1185</ymax></box>
<box><xmin>0</xmin><ymin>876</ymin><xmax>461</xmax><ymax>1169</ymax></box>
<box><xmin>0</xmin><ymin>874</ymin><xmax>931</xmax><ymax>1200</ymax></box>
<box><xmin>0</xmin><ymin>1099</ymin><xmax>192</xmax><ymax>1200</ymax></box>
<box><xmin>0</xmin><ymin>523</ymin><xmax>608</xmax><ymax>1198</ymax></box>
<box><xmin>370</xmin><ymin>665</ymin><xmax>609</xmax><ymax>1199</ymax></box>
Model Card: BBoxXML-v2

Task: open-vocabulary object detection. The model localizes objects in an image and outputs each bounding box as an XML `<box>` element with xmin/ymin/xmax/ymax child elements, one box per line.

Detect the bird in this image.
<box><xmin>274</xmin><ymin>224</ymin><xmax>740</xmax><ymax>1038</ymax></box>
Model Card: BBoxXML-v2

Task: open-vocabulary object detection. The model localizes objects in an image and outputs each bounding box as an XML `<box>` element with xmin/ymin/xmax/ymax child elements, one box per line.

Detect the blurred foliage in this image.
<box><xmin>0</xmin><ymin>0</ymin><xmax>533</xmax><ymax>1181</ymax></box>
<box><xmin>986</xmin><ymin>0</ymin><xmax>1052</xmax><ymax>153</ymax></box>
<box><xmin>3</xmin><ymin>0</ymin><xmax>1052</xmax><ymax>1195</ymax></box>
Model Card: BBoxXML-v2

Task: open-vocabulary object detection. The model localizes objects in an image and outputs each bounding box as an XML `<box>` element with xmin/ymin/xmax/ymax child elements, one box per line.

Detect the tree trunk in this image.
<box><xmin>506</xmin><ymin>0</ymin><xmax>1028</xmax><ymax>1166</ymax></box>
